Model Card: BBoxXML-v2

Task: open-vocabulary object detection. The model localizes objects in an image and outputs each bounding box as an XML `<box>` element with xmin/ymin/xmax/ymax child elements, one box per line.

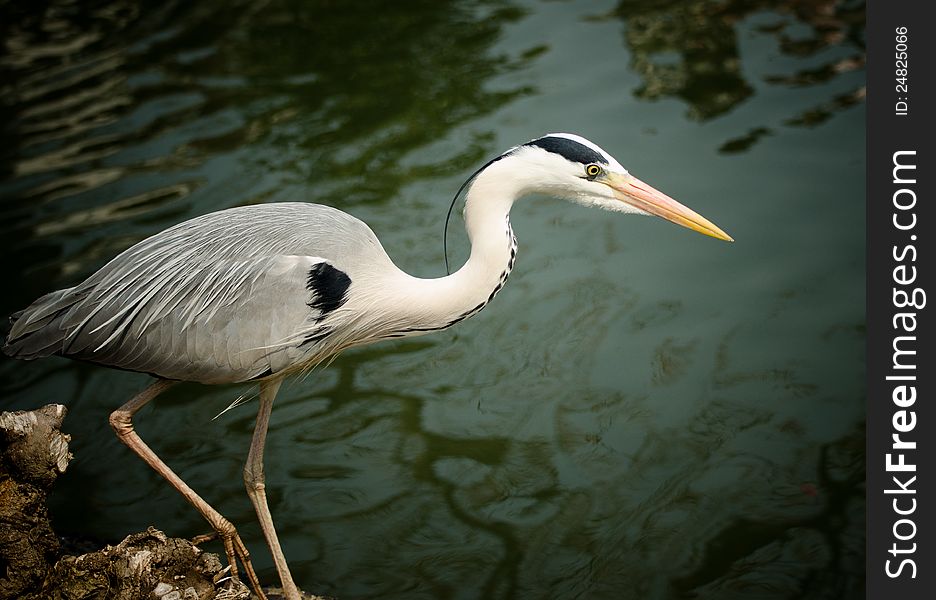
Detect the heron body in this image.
<box><xmin>3</xmin><ymin>133</ymin><xmax>731</xmax><ymax>599</ymax></box>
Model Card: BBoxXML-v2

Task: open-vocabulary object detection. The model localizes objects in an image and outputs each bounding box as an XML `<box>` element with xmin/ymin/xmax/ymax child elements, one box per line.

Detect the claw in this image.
<box><xmin>216</xmin><ymin>528</ymin><xmax>266</xmax><ymax>600</ymax></box>
<box><xmin>233</xmin><ymin>533</ymin><xmax>266</xmax><ymax>600</ymax></box>
<box><xmin>192</xmin><ymin>531</ymin><xmax>219</xmax><ymax>545</ymax></box>
<box><xmin>201</xmin><ymin>529</ymin><xmax>266</xmax><ymax>599</ymax></box>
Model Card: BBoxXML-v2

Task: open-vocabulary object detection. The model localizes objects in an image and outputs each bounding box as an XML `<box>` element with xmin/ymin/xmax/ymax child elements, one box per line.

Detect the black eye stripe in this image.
<box><xmin>524</xmin><ymin>136</ymin><xmax>609</xmax><ymax>165</ymax></box>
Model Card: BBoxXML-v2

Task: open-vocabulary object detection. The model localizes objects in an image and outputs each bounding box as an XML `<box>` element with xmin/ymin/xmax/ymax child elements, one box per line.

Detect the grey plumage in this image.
<box><xmin>4</xmin><ymin>203</ymin><xmax>394</xmax><ymax>384</ymax></box>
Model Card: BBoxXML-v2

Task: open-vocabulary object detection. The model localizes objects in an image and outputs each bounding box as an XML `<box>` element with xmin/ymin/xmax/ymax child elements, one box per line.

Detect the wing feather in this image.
<box><xmin>3</xmin><ymin>203</ymin><xmax>393</xmax><ymax>383</ymax></box>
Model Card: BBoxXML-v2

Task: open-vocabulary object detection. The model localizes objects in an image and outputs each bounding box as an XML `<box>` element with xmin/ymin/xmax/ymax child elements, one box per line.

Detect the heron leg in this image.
<box><xmin>109</xmin><ymin>378</ymin><xmax>267</xmax><ymax>600</ymax></box>
<box><xmin>244</xmin><ymin>379</ymin><xmax>301</xmax><ymax>600</ymax></box>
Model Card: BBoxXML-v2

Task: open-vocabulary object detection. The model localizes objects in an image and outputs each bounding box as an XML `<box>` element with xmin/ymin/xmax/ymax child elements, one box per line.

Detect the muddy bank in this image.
<box><xmin>0</xmin><ymin>404</ymin><xmax>321</xmax><ymax>600</ymax></box>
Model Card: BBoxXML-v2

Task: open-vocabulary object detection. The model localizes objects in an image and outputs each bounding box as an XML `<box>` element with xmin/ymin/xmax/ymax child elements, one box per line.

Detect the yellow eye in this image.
<box><xmin>585</xmin><ymin>164</ymin><xmax>602</xmax><ymax>178</ymax></box>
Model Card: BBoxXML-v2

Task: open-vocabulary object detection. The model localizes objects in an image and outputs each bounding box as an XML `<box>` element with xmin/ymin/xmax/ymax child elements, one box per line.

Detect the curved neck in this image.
<box><xmin>383</xmin><ymin>163</ymin><xmax>521</xmax><ymax>335</ymax></box>
<box><xmin>461</xmin><ymin>168</ymin><xmax>518</xmax><ymax>285</ymax></box>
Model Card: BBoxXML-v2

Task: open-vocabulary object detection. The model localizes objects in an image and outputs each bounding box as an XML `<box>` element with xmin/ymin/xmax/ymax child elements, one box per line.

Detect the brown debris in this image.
<box><xmin>1</xmin><ymin>404</ymin><xmax>71</xmax><ymax>598</ymax></box>
<box><xmin>0</xmin><ymin>405</ymin><xmax>247</xmax><ymax>600</ymax></box>
<box><xmin>0</xmin><ymin>404</ymin><xmax>327</xmax><ymax>600</ymax></box>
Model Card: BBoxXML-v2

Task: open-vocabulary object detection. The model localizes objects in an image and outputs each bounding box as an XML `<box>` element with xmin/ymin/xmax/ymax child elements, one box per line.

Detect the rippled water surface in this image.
<box><xmin>1</xmin><ymin>1</ymin><xmax>865</xmax><ymax>598</ymax></box>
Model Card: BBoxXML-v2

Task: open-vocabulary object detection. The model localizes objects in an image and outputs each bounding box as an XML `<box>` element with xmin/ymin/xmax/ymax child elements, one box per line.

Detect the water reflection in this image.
<box><xmin>0</xmin><ymin>0</ymin><xmax>531</xmax><ymax>314</ymax></box>
<box><xmin>608</xmin><ymin>0</ymin><xmax>865</xmax><ymax>151</ymax></box>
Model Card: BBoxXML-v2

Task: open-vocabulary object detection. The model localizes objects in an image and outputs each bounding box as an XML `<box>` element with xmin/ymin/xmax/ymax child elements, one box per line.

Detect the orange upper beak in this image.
<box><xmin>605</xmin><ymin>172</ymin><xmax>733</xmax><ymax>242</ymax></box>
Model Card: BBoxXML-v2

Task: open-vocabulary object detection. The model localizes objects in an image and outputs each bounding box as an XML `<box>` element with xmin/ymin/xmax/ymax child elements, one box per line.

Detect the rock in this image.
<box><xmin>0</xmin><ymin>404</ymin><xmax>69</xmax><ymax>598</ymax></box>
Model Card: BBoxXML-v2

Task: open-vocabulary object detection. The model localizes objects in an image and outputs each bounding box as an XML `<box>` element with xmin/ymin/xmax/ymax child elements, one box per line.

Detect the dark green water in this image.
<box><xmin>0</xmin><ymin>1</ymin><xmax>865</xmax><ymax>598</ymax></box>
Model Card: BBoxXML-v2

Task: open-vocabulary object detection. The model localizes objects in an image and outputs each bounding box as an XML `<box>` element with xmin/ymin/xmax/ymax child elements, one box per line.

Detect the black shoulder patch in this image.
<box><xmin>524</xmin><ymin>136</ymin><xmax>608</xmax><ymax>165</ymax></box>
<box><xmin>306</xmin><ymin>263</ymin><xmax>351</xmax><ymax>316</ymax></box>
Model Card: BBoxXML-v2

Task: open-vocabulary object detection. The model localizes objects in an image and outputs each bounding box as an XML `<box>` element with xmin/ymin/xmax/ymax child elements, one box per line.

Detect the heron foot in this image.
<box><xmin>202</xmin><ymin>525</ymin><xmax>266</xmax><ymax>600</ymax></box>
<box><xmin>228</xmin><ymin>530</ymin><xmax>266</xmax><ymax>600</ymax></box>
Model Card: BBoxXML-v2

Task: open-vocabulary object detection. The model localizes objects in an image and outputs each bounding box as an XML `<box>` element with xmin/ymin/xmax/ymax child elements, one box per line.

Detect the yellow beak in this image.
<box><xmin>604</xmin><ymin>172</ymin><xmax>733</xmax><ymax>242</ymax></box>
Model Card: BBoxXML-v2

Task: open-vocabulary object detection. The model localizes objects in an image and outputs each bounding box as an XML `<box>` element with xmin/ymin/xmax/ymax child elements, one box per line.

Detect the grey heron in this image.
<box><xmin>3</xmin><ymin>133</ymin><xmax>731</xmax><ymax>599</ymax></box>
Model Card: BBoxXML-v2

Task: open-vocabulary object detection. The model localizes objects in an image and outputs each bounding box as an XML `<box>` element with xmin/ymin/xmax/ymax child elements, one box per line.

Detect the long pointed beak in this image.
<box><xmin>605</xmin><ymin>172</ymin><xmax>733</xmax><ymax>242</ymax></box>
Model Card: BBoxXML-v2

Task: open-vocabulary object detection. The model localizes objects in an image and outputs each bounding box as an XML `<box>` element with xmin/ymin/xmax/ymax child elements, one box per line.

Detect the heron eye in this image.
<box><xmin>585</xmin><ymin>164</ymin><xmax>602</xmax><ymax>178</ymax></box>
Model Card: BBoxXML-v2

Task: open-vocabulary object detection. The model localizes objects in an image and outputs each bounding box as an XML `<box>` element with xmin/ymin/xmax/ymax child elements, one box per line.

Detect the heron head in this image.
<box><xmin>443</xmin><ymin>133</ymin><xmax>732</xmax><ymax>273</ymax></box>
<box><xmin>494</xmin><ymin>133</ymin><xmax>733</xmax><ymax>242</ymax></box>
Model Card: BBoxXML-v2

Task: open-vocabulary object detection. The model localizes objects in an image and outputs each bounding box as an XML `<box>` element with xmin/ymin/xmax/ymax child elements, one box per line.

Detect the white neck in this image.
<box><xmin>381</xmin><ymin>159</ymin><xmax>523</xmax><ymax>336</ymax></box>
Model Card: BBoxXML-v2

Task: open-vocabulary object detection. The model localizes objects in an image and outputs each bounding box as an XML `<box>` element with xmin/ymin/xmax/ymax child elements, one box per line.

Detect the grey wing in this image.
<box><xmin>3</xmin><ymin>203</ymin><xmax>385</xmax><ymax>383</ymax></box>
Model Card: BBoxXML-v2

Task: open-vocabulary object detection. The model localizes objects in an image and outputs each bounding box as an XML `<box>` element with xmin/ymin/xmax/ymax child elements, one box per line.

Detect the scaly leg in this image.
<box><xmin>244</xmin><ymin>378</ymin><xmax>301</xmax><ymax>600</ymax></box>
<box><xmin>109</xmin><ymin>378</ymin><xmax>266</xmax><ymax>600</ymax></box>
